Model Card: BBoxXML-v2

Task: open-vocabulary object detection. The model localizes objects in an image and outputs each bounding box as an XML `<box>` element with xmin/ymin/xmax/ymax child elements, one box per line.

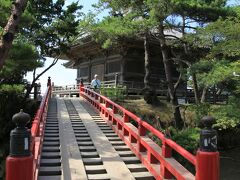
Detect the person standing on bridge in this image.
<box><xmin>91</xmin><ymin>74</ymin><xmax>101</xmax><ymax>92</ymax></box>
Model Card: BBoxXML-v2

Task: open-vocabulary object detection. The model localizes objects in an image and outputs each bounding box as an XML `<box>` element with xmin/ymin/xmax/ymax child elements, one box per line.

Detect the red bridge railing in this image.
<box><xmin>80</xmin><ymin>86</ymin><xmax>219</xmax><ymax>180</ymax></box>
<box><xmin>6</xmin><ymin>80</ymin><xmax>52</xmax><ymax>180</ymax></box>
<box><xmin>31</xmin><ymin>85</ymin><xmax>52</xmax><ymax>179</ymax></box>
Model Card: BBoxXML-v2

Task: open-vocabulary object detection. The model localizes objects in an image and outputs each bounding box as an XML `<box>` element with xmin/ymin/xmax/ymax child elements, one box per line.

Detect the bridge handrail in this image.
<box><xmin>30</xmin><ymin>85</ymin><xmax>51</xmax><ymax>179</ymax></box>
<box><xmin>80</xmin><ymin>86</ymin><xmax>196</xmax><ymax>179</ymax></box>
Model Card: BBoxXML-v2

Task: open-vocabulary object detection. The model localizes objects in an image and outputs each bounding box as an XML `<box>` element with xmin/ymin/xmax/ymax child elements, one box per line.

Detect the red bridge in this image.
<box><xmin>6</xmin><ymin>81</ymin><xmax>219</xmax><ymax>180</ymax></box>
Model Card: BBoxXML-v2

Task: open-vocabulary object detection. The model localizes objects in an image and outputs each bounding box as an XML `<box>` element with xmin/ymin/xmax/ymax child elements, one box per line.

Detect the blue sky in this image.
<box><xmin>26</xmin><ymin>0</ymin><xmax>239</xmax><ymax>94</ymax></box>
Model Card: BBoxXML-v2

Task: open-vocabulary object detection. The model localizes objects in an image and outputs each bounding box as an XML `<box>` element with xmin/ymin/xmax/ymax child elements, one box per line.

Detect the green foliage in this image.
<box><xmin>169</xmin><ymin>127</ymin><xmax>200</xmax><ymax>173</ymax></box>
<box><xmin>188</xmin><ymin>103</ymin><xmax>211</xmax><ymax>125</ymax></box>
<box><xmin>21</xmin><ymin>0</ymin><xmax>82</xmax><ymax>56</ymax></box>
<box><xmin>212</xmin><ymin>97</ymin><xmax>240</xmax><ymax>130</ymax></box>
<box><xmin>100</xmin><ymin>86</ymin><xmax>126</xmax><ymax>101</ymax></box>
<box><xmin>170</xmin><ymin>127</ymin><xmax>200</xmax><ymax>154</ymax></box>
<box><xmin>0</xmin><ymin>86</ymin><xmax>39</xmax><ymax>179</ymax></box>
<box><xmin>0</xmin><ymin>84</ymin><xmax>24</xmax><ymax>93</ymax></box>
<box><xmin>0</xmin><ymin>39</ymin><xmax>41</xmax><ymax>84</ymax></box>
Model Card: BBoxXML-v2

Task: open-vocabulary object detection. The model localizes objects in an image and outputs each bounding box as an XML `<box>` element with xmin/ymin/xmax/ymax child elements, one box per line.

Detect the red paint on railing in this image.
<box><xmin>31</xmin><ymin>85</ymin><xmax>52</xmax><ymax>180</ymax></box>
<box><xmin>80</xmin><ymin>86</ymin><xmax>219</xmax><ymax>180</ymax></box>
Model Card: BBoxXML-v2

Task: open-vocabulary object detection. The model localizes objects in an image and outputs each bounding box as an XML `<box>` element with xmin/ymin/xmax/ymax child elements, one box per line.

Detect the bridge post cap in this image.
<box><xmin>12</xmin><ymin>109</ymin><xmax>30</xmax><ymax>128</ymax></box>
<box><xmin>201</xmin><ymin>116</ymin><xmax>215</xmax><ymax>128</ymax></box>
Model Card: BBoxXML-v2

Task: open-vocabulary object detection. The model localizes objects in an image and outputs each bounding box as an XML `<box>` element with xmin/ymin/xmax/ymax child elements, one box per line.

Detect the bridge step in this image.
<box><xmin>40</xmin><ymin>159</ymin><xmax>61</xmax><ymax>166</ymax></box>
<box><xmin>44</xmin><ymin>137</ymin><xmax>60</xmax><ymax>141</ymax></box>
<box><xmin>118</xmin><ymin>151</ymin><xmax>136</xmax><ymax>157</ymax></box>
<box><xmin>87</xmin><ymin>173</ymin><xmax>110</xmax><ymax>180</ymax></box>
<box><xmin>105</xmin><ymin>134</ymin><xmax>118</xmax><ymax>137</ymax></box>
<box><xmin>75</xmin><ymin>133</ymin><xmax>89</xmax><ymax>137</ymax></box>
<box><xmin>121</xmin><ymin>157</ymin><xmax>141</xmax><ymax>164</ymax></box>
<box><xmin>42</xmin><ymin>146</ymin><xmax>60</xmax><ymax>152</ymax></box>
<box><xmin>81</xmin><ymin>151</ymin><xmax>99</xmax><ymax>158</ymax></box>
<box><xmin>79</xmin><ymin>146</ymin><xmax>97</xmax><ymax>152</ymax></box>
<box><xmin>43</xmin><ymin>141</ymin><xmax>60</xmax><ymax>146</ymax></box>
<box><xmin>85</xmin><ymin>165</ymin><xmax>107</xmax><ymax>174</ymax></box>
<box><xmin>132</xmin><ymin>172</ymin><xmax>155</xmax><ymax>180</ymax></box>
<box><xmin>38</xmin><ymin>175</ymin><xmax>62</xmax><ymax>180</ymax></box>
<box><xmin>83</xmin><ymin>158</ymin><xmax>103</xmax><ymax>165</ymax></box>
<box><xmin>114</xmin><ymin>145</ymin><xmax>131</xmax><ymax>151</ymax></box>
<box><xmin>39</xmin><ymin>166</ymin><xmax>62</xmax><ymax>176</ymax></box>
<box><xmin>111</xmin><ymin>141</ymin><xmax>126</xmax><ymax>146</ymax></box>
<box><xmin>45</xmin><ymin>129</ymin><xmax>59</xmax><ymax>133</ymax></box>
<box><xmin>78</xmin><ymin>142</ymin><xmax>94</xmax><ymax>146</ymax></box>
<box><xmin>126</xmin><ymin>164</ymin><xmax>148</xmax><ymax>172</ymax></box>
<box><xmin>107</xmin><ymin>137</ymin><xmax>121</xmax><ymax>141</ymax></box>
<box><xmin>44</xmin><ymin>134</ymin><xmax>59</xmax><ymax>137</ymax></box>
<box><xmin>45</xmin><ymin>126</ymin><xmax>59</xmax><ymax>129</ymax></box>
<box><xmin>76</xmin><ymin>137</ymin><xmax>91</xmax><ymax>141</ymax></box>
<box><xmin>41</xmin><ymin>152</ymin><xmax>61</xmax><ymax>159</ymax></box>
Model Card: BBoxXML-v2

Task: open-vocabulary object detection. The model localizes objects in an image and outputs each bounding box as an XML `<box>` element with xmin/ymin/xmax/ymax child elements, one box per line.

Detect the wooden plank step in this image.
<box><xmin>38</xmin><ymin>175</ymin><xmax>62</xmax><ymax>180</ymax></box>
<box><xmin>44</xmin><ymin>137</ymin><xmax>60</xmax><ymax>141</ymax></box>
<box><xmin>75</xmin><ymin>133</ymin><xmax>89</xmax><ymax>137</ymax></box>
<box><xmin>105</xmin><ymin>134</ymin><xmax>118</xmax><ymax>137</ymax></box>
<box><xmin>73</xmin><ymin>127</ymin><xmax>86</xmax><ymax>132</ymax></box>
<box><xmin>118</xmin><ymin>151</ymin><xmax>135</xmax><ymax>157</ymax></box>
<box><xmin>121</xmin><ymin>157</ymin><xmax>141</xmax><ymax>164</ymax></box>
<box><xmin>99</xmin><ymin>127</ymin><xmax>112</xmax><ymax>130</ymax></box>
<box><xmin>83</xmin><ymin>158</ymin><xmax>103</xmax><ymax>165</ymax></box>
<box><xmin>114</xmin><ymin>145</ymin><xmax>131</xmax><ymax>151</ymax></box>
<box><xmin>71</xmin><ymin>124</ymin><xmax>84</xmax><ymax>126</ymax></box>
<box><xmin>76</xmin><ymin>137</ymin><xmax>91</xmax><ymax>142</ymax></box>
<box><xmin>45</xmin><ymin>130</ymin><xmax>59</xmax><ymax>133</ymax></box>
<box><xmin>43</xmin><ymin>141</ymin><xmax>60</xmax><ymax>146</ymax></box>
<box><xmin>40</xmin><ymin>159</ymin><xmax>61</xmax><ymax>166</ymax></box>
<box><xmin>101</xmin><ymin>130</ymin><xmax>115</xmax><ymax>133</ymax></box>
<box><xmin>107</xmin><ymin>137</ymin><xmax>121</xmax><ymax>141</ymax></box>
<box><xmin>74</xmin><ymin>130</ymin><xmax>88</xmax><ymax>134</ymax></box>
<box><xmin>44</xmin><ymin>134</ymin><xmax>59</xmax><ymax>137</ymax></box>
<box><xmin>126</xmin><ymin>164</ymin><xmax>148</xmax><ymax>172</ymax></box>
<box><xmin>39</xmin><ymin>166</ymin><xmax>62</xmax><ymax>176</ymax></box>
<box><xmin>85</xmin><ymin>165</ymin><xmax>107</xmax><ymax>174</ymax></box>
<box><xmin>45</xmin><ymin>127</ymin><xmax>59</xmax><ymax>130</ymax></box>
<box><xmin>46</xmin><ymin>122</ymin><xmax>58</xmax><ymax>124</ymax></box>
<box><xmin>88</xmin><ymin>173</ymin><xmax>110</xmax><ymax>180</ymax></box>
<box><xmin>78</xmin><ymin>142</ymin><xmax>94</xmax><ymax>146</ymax></box>
<box><xmin>79</xmin><ymin>146</ymin><xmax>97</xmax><ymax>152</ymax></box>
<box><xmin>111</xmin><ymin>141</ymin><xmax>126</xmax><ymax>146</ymax></box>
<box><xmin>132</xmin><ymin>172</ymin><xmax>155</xmax><ymax>180</ymax></box>
<box><xmin>42</xmin><ymin>146</ymin><xmax>60</xmax><ymax>152</ymax></box>
<box><xmin>71</xmin><ymin>121</ymin><xmax>83</xmax><ymax>123</ymax></box>
<box><xmin>41</xmin><ymin>152</ymin><xmax>61</xmax><ymax>159</ymax></box>
<box><xmin>45</xmin><ymin>124</ymin><xmax>59</xmax><ymax>127</ymax></box>
<box><xmin>81</xmin><ymin>151</ymin><xmax>99</xmax><ymax>158</ymax></box>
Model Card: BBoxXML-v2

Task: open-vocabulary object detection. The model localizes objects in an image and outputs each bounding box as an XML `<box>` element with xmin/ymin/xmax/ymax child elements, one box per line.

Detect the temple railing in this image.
<box><xmin>80</xmin><ymin>86</ymin><xmax>219</xmax><ymax>180</ymax></box>
<box><xmin>31</xmin><ymin>85</ymin><xmax>52</xmax><ymax>179</ymax></box>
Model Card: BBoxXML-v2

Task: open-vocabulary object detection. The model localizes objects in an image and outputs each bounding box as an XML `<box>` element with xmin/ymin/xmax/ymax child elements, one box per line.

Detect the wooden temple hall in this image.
<box><xmin>63</xmin><ymin>36</ymin><xmax>183</xmax><ymax>94</ymax></box>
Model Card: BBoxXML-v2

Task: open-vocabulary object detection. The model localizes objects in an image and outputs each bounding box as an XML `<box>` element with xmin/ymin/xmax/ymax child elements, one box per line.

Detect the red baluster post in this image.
<box><xmin>161</xmin><ymin>139</ymin><xmax>173</xmax><ymax>179</ymax></box>
<box><xmin>79</xmin><ymin>78</ymin><xmax>84</xmax><ymax>96</ymax></box>
<box><xmin>196</xmin><ymin>116</ymin><xmax>219</xmax><ymax>180</ymax></box>
<box><xmin>6</xmin><ymin>110</ymin><xmax>33</xmax><ymax>180</ymax></box>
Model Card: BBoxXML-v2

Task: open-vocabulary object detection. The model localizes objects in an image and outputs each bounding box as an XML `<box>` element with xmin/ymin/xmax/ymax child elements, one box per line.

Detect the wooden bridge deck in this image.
<box><xmin>38</xmin><ymin>97</ymin><xmax>154</xmax><ymax>180</ymax></box>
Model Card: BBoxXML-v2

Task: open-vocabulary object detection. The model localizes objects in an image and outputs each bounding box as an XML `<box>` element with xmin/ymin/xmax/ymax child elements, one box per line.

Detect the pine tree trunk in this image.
<box><xmin>143</xmin><ymin>32</ymin><xmax>159</xmax><ymax>105</ymax></box>
<box><xmin>201</xmin><ymin>87</ymin><xmax>208</xmax><ymax>103</ymax></box>
<box><xmin>158</xmin><ymin>24</ymin><xmax>183</xmax><ymax>129</ymax></box>
<box><xmin>192</xmin><ymin>72</ymin><xmax>200</xmax><ymax>103</ymax></box>
<box><xmin>144</xmin><ymin>33</ymin><xmax>150</xmax><ymax>89</ymax></box>
<box><xmin>0</xmin><ymin>0</ymin><xmax>28</xmax><ymax>69</ymax></box>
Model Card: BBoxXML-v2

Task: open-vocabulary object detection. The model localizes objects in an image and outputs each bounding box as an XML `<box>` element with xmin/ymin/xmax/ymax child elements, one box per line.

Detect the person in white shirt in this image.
<box><xmin>91</xmin><ymin>74</ymin><xmax>101</xmax><ymax>90</ymax></box>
